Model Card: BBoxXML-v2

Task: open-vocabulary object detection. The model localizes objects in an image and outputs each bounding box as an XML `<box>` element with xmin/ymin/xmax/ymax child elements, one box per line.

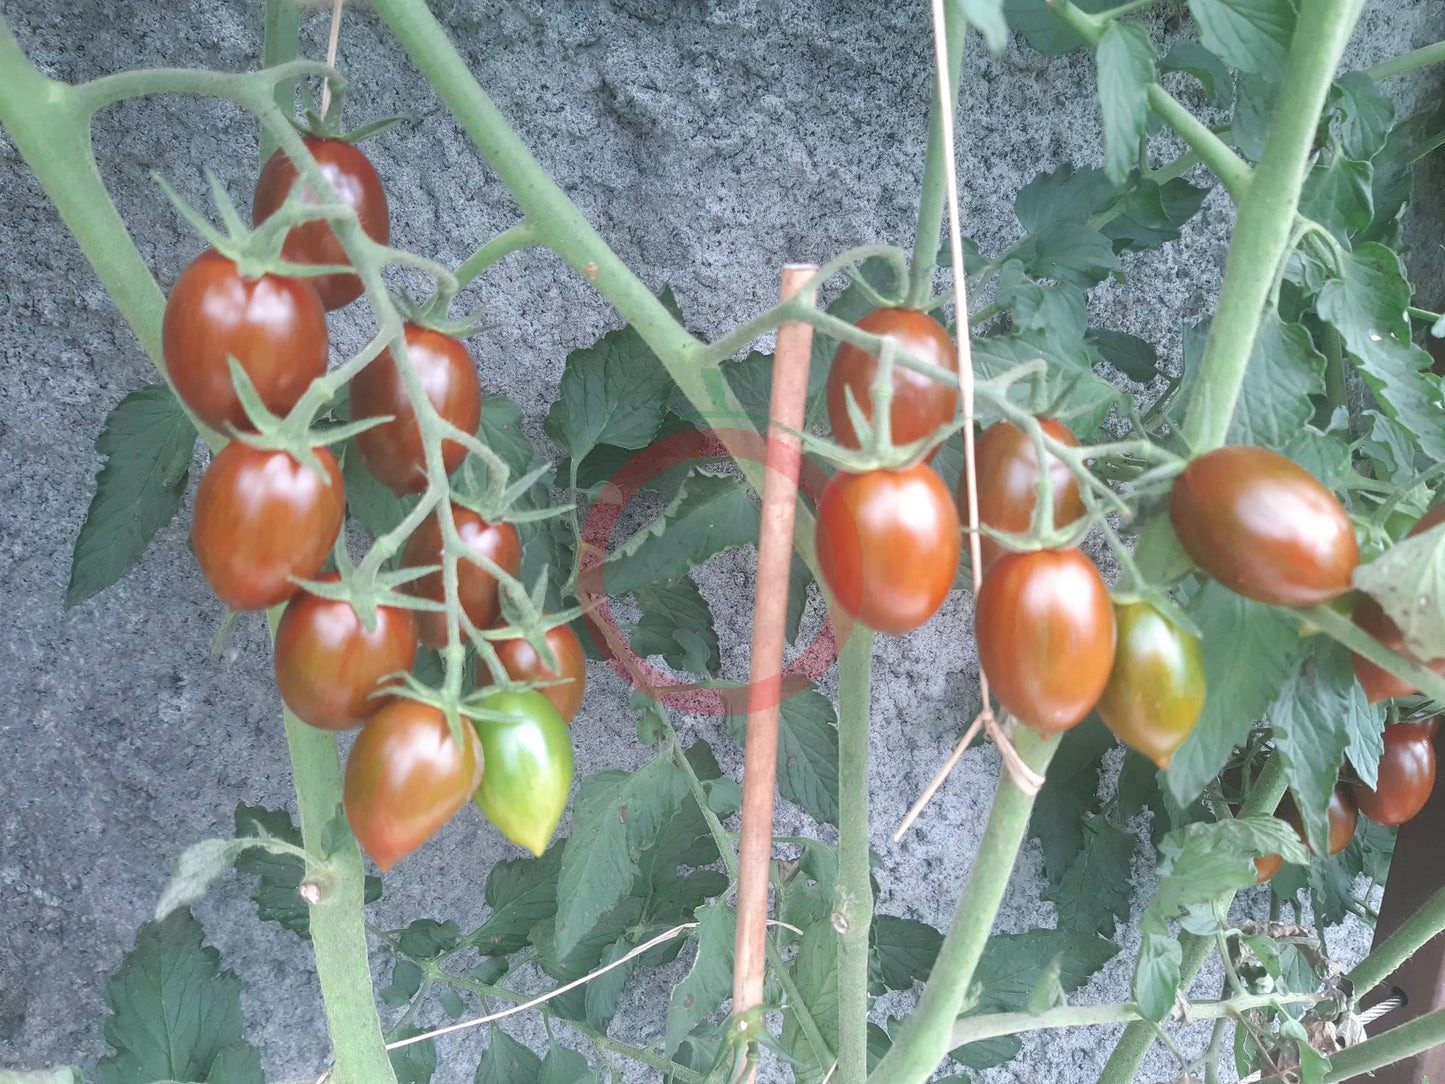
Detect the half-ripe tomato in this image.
<box><xmin>162</xmin><ymin>249</ymin><xmax>328</xmax><ymax>433</ymax></box>
<box><xmin>349</xmin><ymin>324</ymin><xmax>482</xmax><ymax>495</ymax></box>
<box><xmin>975</xmin><ymin>548</ymin><xmax>1116</xmax><ymax>734</ymax></box>
<box><xmin>471</xmin><ymin>691</ymin><xmax>575</xmax><ymax>856</ymax></box>
<box><xmin>1094</xmin><ymin>601</ymin><xmax>1205</xmax><ymax>769</ymax></box>
<box><xmin>476</xmin><ymin>622</ymin><xmax>587</xmax><ymax>723</ymax></box>
<box><xmin>1278</xmin><ymin>786</ymin><xmax>1358</xmax><ymax>858</ymax></box>
<box><xmin>826</xmin><ymin>309</ymin><xmax>959</xmax><ymax>453</ymax></box>
<box><xmin>1351</xmin><ymin>503</ymin><xmax>1445</xmax><ymax>702</ymax></box>
<box><xmin>402</xmin><ymin>505</ymin><xmax>522</xmax><ymax>648</ymax></box>
<box><xmin>815</xmin><ymin>464</ymin><xmax>961</xmax><ymax>636</ymax></box>
<box><xmin>1168</xmin><ymin>446</ymin><xmax>1358</xmax><ymax>607</ymax></box>
<box><xmin>191</xmin><ymin>443</ymin><xmax>344</xmax><ymax>611</ymax></box>
<box><xmin>967</xmin><ymin>418</ymin><xmax>1085</xmax><ymax>573</ymax></box>
<box><xmin>343</xmin><ymin>701</ymin><xmax>484</xmax><ymax>871</ymax></box>
<box><xmin>273</xmin><ymin>574</ymin><xmax>418</xmax><ymax>730</ymax></box>
<box><xmin>1351</xmin><ymin>723</ymin><xmax>1437</xmax><ymax>827</ymax></box>
<box><xmin>252</xmin><ymin>136</ymin><xmax>390</xmax><ymax>310</ymax></box>
<box><xmin>1253</xmin><ymin>854</ymin><xmax>1284</xmax><ymax>884</ymax></box>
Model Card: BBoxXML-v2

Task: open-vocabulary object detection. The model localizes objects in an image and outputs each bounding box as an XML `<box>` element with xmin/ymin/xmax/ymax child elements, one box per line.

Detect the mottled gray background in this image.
<box><xmin>2</xmin><ymin>1</ymin><xmax>1443</xmax><ymax>1081</ymax></box>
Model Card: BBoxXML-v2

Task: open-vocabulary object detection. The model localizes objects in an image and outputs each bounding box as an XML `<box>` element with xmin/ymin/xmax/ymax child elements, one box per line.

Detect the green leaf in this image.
<box><xmin>1099</xmin><ymin>177</ymin><xmax>1212</xmax><ymax>253</ymax></box>
<box><xmin>156</xmin><ymin>838</ymin><xmax>261</xmax><ymax>921</ymax></box>
<box><xmin>956</xmin><ymin>0</ymin><xmax>1009</xmax><ymax>53</ymax></box>
<box><xmin>779</xmin><ymin>920</ymin><xmax>840</xmax><ymax>1079</ymax></box>
<box><xmin>1026</xmin><ymin>955</ymin><xmax>1068</xmax><ymax>1013</ymax></box>
<box><xmin>476</xmin><ymin>1025</ymin><xmax>542</xmax><ymax>1084</ymax></box>
<box><xmin>1015</xmin><ymin>163</ymin><xmax>1118</xmax><ymax>232</ymax></box>
<box><xmin>378</xmin><ymin>959</ymin><xmax>423</xmax><ymax>1007</ymax></box>
<box><xmin>1029</xmin><ymin>722</ymin><xmax>1112</xmax><ymax>881</ymax></box>
<box><xmin>1003</xmin><ymin>0</ymin><xmax>1113</xmax><ymax>55</ymax></box>
<box><xmin>476</xmin><ymin>394</ymin><xmax>546</xmax><ymax>489</ymax></box>
<box><xmin>95</xmin><ymin>909</ymin><xmax>264</xmax><ymax>1084</ymax></box>
<box><xmin>1159</xmin><ymin>41</ymin><xmax>1234</xmax><ymax>108</ymax></box>
<box><xmin>726</xmin><ymin>688</ymin><xmax>840</xmax><ymax>826</ymax></box>
<box><xmin>342</xmin><ymin>439</ymin><xmax>411</xmax><ymax>538</ymax></box>
<box><xmin>1271</xmin><ymin>641</ymin><xmax>1379</xmax><ymax>854</ymax></box>
<box><xmin>1132</xmin><ymin>923</ymin><xmax>1183</xmax><ymax>1023</ymax></box>
<box><xmin>870</xmin><ymin>915</ymin><xmax>943</xmax><ymax>992</ymax></box>
<box><xmin>1096</xmin><ymin>23</ymin><xmax>1157</xmax><ymax>185</ymax></box>
<box><xmin>1317</xmin><ymin>243</ymin><xmax>1445</xmax><ymax>461</ymax></box>
<box><xmin>1165</xmin><ymin>583</ymin><xmax>1300</xmax><ymax>807</ymax></box>
<box><xmin>1088</xmin><ymin>329</ymin><xmax>1159</xmax><ymax>382</ymax></box>
<box><xmin>1232</xmin><ymin>74</ymin><xmax>1281</xmax><ymax>162</ymax></box>
<box><xmin>1188</xmin><ymin>0</ymin><xmax>1297</xmax><ymax>76</ymax></box>
<box><xmin>1354</xmin><ymin>523</ymin><xmax>1445</xmax><ymax>660</ymax></box>
<box><xmin>1012</xmin><ymin>222</ymin><xmax>1119</xmax><ymax>289</ymax></box>
<box><xmin>605</xmin><ymin>469</ymin><xmax>761</xmax><ymax>597</ymax></box>
<box><xmin>231</xmin><ymin>804</ymin><xmax>311</xmax><ymax>939</ymax></box>
<box><xmin>971</xmin><ymin>331</ymin><xmax>1125</xmax><ymax>439</ymax></box>
<box><xmin>721</xmin><ymin>349</ymin><xmax>830</xmax><ymax>433</ymax></box>
<box><xmin>555</xmin><ymin>756</ymin><xmax>690</xmax><ymax>957</ymax></box>
<box><xmin>631</xmin><ymin>575</ymin><xmax>721</xmax><ymax>675</ymax></box>
<box><xmin>1044</xmin><ymin>815</ymin><xmax>1135</xmax><ymax>937</ymax></box>
<box><xmin>1224</xmin><ymin>314</ymin><xmax>1326</xmax><ymax>447</ymax></box>
<box><xmin>388</xmin><ymin>1029</ymin><xmax>437</xmax><ymax>1084</ymax></box>
<box><xmin>544</xmin><ymin>289</ymin><xmax>683</xmax><ymax>462</ymax></box>
<box><xmin>665</xmin><ymin>899</ymin><xmax>736</xmax><ymax>1053</ymax></box>
<box><xmin>474</xmin><ymin>845</ymin><xmax>564</xmax><ymax>956</ymax></box>
<box><xmin>582</xmin><ymin>938</ymin><xmax>635</xmax><ymax>1028</ymax></box>
<box><xmin>66</xmin><ymin>386</ymin><xmax>196</xmax><ymax>608</ymax></box>
<box><xmin>996</xmin><ymin>263</ymin><xmax>1087</xmax><ymax>341</ymax></box>
<box><xmin>787</xmin><ymin>552</ymin><xmax>814</xmax><ymax>644</ymax></box>
<box><xmin>537</xmin><ymin>1044</ymin><xmax>595</xmax><ymax>1084</ymax></box>
<box><xmin>1329</xmin><ymin>72</ymin><xmax>1395</xmax><ymax>162</ymax></box>
<box><xmin>1299</xmin><ymin>156</ymin><xmax>1374</xmax><ymax>240</ymax></box>
<box><xmin>397</xmin><ymin>919</ymin><xmax>461</xmax><ymax>959</ymax></box>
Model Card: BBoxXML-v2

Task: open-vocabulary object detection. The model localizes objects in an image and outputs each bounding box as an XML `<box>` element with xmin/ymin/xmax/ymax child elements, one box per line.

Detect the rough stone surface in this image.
<box><xmin>2</xmin><ymin>1</ymin><xmax>1443</xmax><ymax>1082</ymax></box>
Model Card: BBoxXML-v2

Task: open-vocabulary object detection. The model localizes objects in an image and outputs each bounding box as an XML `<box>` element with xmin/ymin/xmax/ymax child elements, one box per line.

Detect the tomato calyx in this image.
<box><xmin>288</xmin><ymin>541</ymin><xmax>442</xmax><ymax>637</ymax></box>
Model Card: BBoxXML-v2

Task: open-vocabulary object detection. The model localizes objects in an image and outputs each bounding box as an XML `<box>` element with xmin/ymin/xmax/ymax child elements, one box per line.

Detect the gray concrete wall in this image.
<box><xmin>2</xmin><ymin>1</ymin><xmax>1443</xmax><ymax>1081</ymax></box>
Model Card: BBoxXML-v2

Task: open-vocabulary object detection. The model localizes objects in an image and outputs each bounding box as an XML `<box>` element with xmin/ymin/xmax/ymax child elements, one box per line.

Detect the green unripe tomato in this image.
<box><xmin>1095</xmin><ymin>601</ymin><xmax>1206</xmax><ymax>769</ymax></box>
<box><xmin>471</xmin><ymin>690</ymin><xmax>575</xmax><ymax>856</ymax></box>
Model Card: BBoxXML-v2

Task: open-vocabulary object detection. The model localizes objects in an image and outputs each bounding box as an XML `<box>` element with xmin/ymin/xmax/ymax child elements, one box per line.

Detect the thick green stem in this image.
<box><xmin>270</xmin><ymin>611</ymin><xmax>396</xmax><ymax>1084</ymax></box>
<box><xmin>1323</xmin><ymin>1008</ymin><xmax>1445</xmax><ymax>1082</ymax></box>
<box><xmin>1098</xmin><ymin>756</ymin><xmax>1290</xmax><ymax>1084</ymax></box>
<box><xmin>0</xmin><ymin>21</ymin><xmax>166</xmax><ymax>369</ymax></box>
<box><xmin>1348</xmin><ymin>886</ymin><xmax>1445</xmax><ymax>998</ymax></box>
<box><xmin>1178</xmin><ymin>0</ymin><xmax>1363</xmax><ymax>453</ymax></box>
<box><xmin>1364</xmin><ymin>39</ymin><xmax>1445</xmax><ymax>81</ymax></box>
<box><xmin>836</xmin><ymin>628</ymin><xmax>875</xmax><ymax>1084</ymax></box>
<box><xmin>906</xmin><ymin>2</ymin><xmax>966</xmax><ymax>309</ymax></box>
<box><xmin>1323</xmin><ymin>325</ymin><xmax>1347</xmax><ymax>411</ymax></box>
<box><xmin>868</xmin><ymin>725</ymin><xmax>1059</xmax><ymax>1084</ymax></box>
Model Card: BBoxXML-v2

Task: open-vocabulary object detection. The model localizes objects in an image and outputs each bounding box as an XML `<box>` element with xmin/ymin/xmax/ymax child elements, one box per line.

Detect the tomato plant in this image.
<box><xmin>974</xmin><ymin>548</ymin><xmax>1115</xmax><ymax>734</ymax></box>
<box><xmin>402</xmin><ymin>504</ymin><xmax>522</xmax><ymax>647</ymax></box>
<box><xmin>162</xmin><ymin>249</ymin><xmax>328</xmax><ymax>433</ymax></box>
<box><xmin>343</xmin><ymin>700</ymin><xmax>484</xmax><ymax>871</ymax></box>
<box><xmin>470</xmin><ymin>690</ymin><xmax>575</xmax><ymax>856</ymax></box>
<box><xmin>814</xmin><ymin>464</ymin><xmax>960</xmax><ymax>636</ymax></box>
<box><xmin>1350</xmin><ymin>722</ymin><xmax>1437</xmax><ymax>827</ymax></box>
<box><xmin>966</xmin><ymin>417</ymin><xmax>1085</xmax><ymax>573</ymax></box>
<box><xmin>825</xmin><ymin>308</ymin><xmax>959</xmax><ymax>452</ymax></box>
<box><xmin>1094</xmin><ymin>600</ymin><xmax>1205</xmax><ymax>769</ymax></box>
<box><xmin>1168</xmin><ymin>445</ymin><xmax>1358</xmax><ymax>607</ymax></box>
<box><xmin>252</xmin><ymin>136</ymin><xmax>390</xmax><ymax>310</ymax></box>
<box><xmin>273</xmin><ymin>575</ymin><xmax>418</xmax><ymax>730</ymax></box>
<box><xmin>190</xmin><ymin>443</ymin><xmax>344</xmax><ymax>611</ymax></box>
<box><xmin>1351</xmin><ymin>503</ymin><xmax>1445</xmax><ymax>701</ymax></box>
<box><xmin>1278</xmin><ymin>786</ymin><xmax>1359</xmax><ymax>858</ymax></box>
<box><xmin>349</xmin><ymin>323</ymin><xmax>483</xmax><ymax>495</ymax></box>
<box><xmin>476</xmin><ymin>621</ymin><xmax>587</xmax><ymax>723</ymax></box>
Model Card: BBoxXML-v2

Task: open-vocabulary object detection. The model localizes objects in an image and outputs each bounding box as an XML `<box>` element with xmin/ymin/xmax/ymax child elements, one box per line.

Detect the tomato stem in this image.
<box><xmin>1362</xmin><ymin>39</ymin><xmax>1445</xmax><ymax>81</ymax></box>
<box><xmin>1348</xmin><ymin>885</ymin><xmax>1445</xmax><ymax>999</ymax></box>
<box><xmin>906</xmin><ymin>1</ymin><xmax>965</xmax><ymax>311</ymax></box>
<box><xmin>1322</xmin><ymin>1007</ymin><xmax>1445</xmax><ymax>1082</ymax></box>
<box><xmin>868</xmin><ymin>725</ymin><xmax>1058</xmax><ymax>1084</ymax></box>
<box><xmin>835</xmin><ymin>626</ymin><xmax>875</xmax><ymax>1084</ymax></box>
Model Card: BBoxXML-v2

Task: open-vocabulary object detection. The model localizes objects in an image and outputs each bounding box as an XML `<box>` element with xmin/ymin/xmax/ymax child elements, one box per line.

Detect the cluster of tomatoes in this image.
<box><xmin>816</xmin><ymin>306</ymin><xmax>1440</xmax><ymax>859</ymax></box>
<box><xmin>161</xmin><ymin>134</ymin><xmax>583</xmax><ymax>870</ymax></box>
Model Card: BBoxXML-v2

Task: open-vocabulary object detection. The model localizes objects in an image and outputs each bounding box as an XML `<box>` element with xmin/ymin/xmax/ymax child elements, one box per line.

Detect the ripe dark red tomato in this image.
<box><xmin>815</xmin><ymin>464</ymin><xmax>961</xmax><ymax>636</ymax></box>
<box><xmin>273</xmin><ymin>575</ymin><xmax>418</xmax><ymax>730</ymax></box>
<box><xmin>402</xmin><ymin>505</ymin><xmax>522</xmax><ymax>649</ymax></box>
<box><xmin>1168</xmin><ymin>446</ymin><xmax>1358</xmax><ymax>607</ymax></box>
<box><xmin>1278</xmin><ymin>786</ymin><xmax>1358</xmax><ymax>858</ymax></box>
<box><xmin>252</xmin><ymin>136</ymin><xmax>390</xmax><ymax>310</ymax></box>
<box><xmin>471</xmin><ymin>691</ymin><xmax>575</xmax><ymax>856</ymax></box>
<box><xmin>162</xmin><ymin>249</ymin><xmax>328</xmax><ymax>433</ymax></box>
<box><xmin>191</xmin><ymin>443</ymin><xmax>344</xmax><ymax>611</ymax></box>
<box><xmin>1351</xmin><ymin>503</ymin><xmax>1445</xmax><ymax>702</ymax></box>
<box><xmin>476</xmin><ymin>622</ymin><xmax>587</xmax><ymax>723</ymax></box>
<box><xmin>826</xmin><ymin>309</ymin><xmax>959</xmax><ymax>453</ymax></box>
<box><xmin>974</xmin><ymin>548</ymin><xmax>1116</xmax><ymax>734</ymax></box>
<box><xmin>1351</xmin><ymin>723</ymin><xmax>1437</xmax><ymax>827</ymax></box>
<box><xmin>349</xmin><ymin>324</ymin><xmax>483</xmax><ymax>495</ymax></box>
<box><xmin>967</xmin><ymin>418</ymin><xmax>1085</xmax><ymax>573</ymax></box>
<box><xmin>1094</xmin><ymin>601</ymin><xmax>1205</xmax><ymax>769</ymax></box>
<box><xmin>343</xmin><ymin>701</ymin><xmax>484</xmax><ymax>871</ymax></box>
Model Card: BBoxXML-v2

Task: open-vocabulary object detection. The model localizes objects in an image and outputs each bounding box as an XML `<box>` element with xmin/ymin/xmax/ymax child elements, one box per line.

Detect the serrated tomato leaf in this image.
<box><xmin>1159</xmin><ymin>41</ymin><xmax>1234</xmax><ymax>108</ymax></box>
<box><xmin>1188</xmin><ymin>0</ymin><xmax>1296</xmax><ymax>76</ymax></box>
<box><xmin>665</xmin><ymin>899</ymin><xmax>736</xmax><ymax>1054</ymax></box>
<box><xmin>1225</xmin><ymin>314</ymin><xmax>1326</xmax><ymax>448</ymax></box>
<box><xmin>1029</xmin><ymin>721</ymin><xmax>1112</xmax><ymax>881</ymax></box>
<box><xmin>473</xmin><ymin>844</ymin><xmax>564</xmax><ymax>956</ymax></box>
<box><xmin>1043</xmin><ymin>815</ymin><xmax>1135</xmax><ymax>938</ymax></box>
<box><xmin>630</xmin><ymin>575</ymin><xmax>721</xmax><ymax>675</ymax></box>
<box><xmin>1097</xmin><ymin>24</ymin><xmax>1156</xmax><ymax>185</ymax></box>
<box><xmin>388</xmin><ymin>1028</ymin><xmax>437</xmax><ymax>1084</ymax></box>
<box><xmin>726</xmin><ymin>687</ymin><xmax>840</xmax><ymax>826</ymax></box>
<box><xmin>95</xmin><ymin>909</ymin><xmax>263</xmax><ymax>1084</ymax></box>
<box><xmin>870</xmin><ymin>915</ymin><xmax>944</xmax><ymax>993</ymax></box>
<box><xmin>538</xmin><ymin>1044</ymin><xmax>595</xmax><ymax>1084</ymax></box>
<box><xmin>476</xmin><ymin>1024</ymin><xmax>542</xmax><ymax>1083</ymax></box>
<box><xmin>66</xmin><ymin>386</ymin><xmax>196</xmax><ymax>608</ymax></box>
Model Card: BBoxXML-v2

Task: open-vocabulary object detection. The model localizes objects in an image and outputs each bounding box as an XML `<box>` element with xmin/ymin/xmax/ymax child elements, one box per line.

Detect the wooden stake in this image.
<box><xmin>732</xmin><ymin>264</ymin><xmax>817</xmax><ymax>1034</ymax></box>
